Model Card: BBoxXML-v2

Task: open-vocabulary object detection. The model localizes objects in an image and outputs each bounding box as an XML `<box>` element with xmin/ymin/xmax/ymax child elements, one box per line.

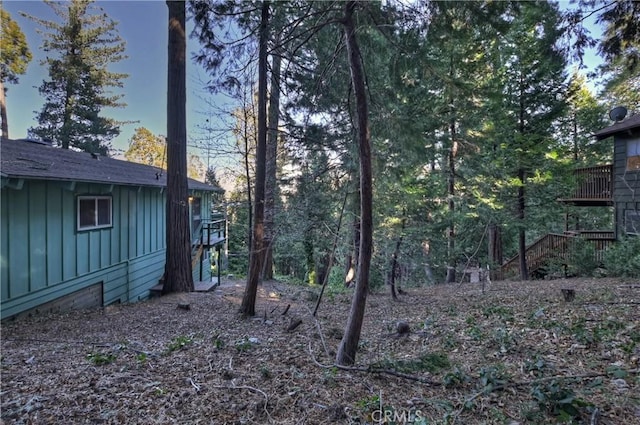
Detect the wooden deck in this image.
<box><xmin>558</xmin><ymin>164</ymin><xmax>614</xmax><ymax>206</ymax></box>
<box><xmin>150</xmin><ymin>279</ymin><xmax>220</xmax><ymax>296</ymax></box>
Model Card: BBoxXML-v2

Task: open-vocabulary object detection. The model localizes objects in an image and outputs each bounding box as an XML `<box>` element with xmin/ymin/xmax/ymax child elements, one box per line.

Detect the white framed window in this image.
<box><xmin>627</xmin><ymin>139</ymin><xmax>640</xmax><ymax>171</ymax></box>
<box><xmin>77</xmin><ymin>196</ymin><xmax>112</xmax><ymax>231</ymax></box>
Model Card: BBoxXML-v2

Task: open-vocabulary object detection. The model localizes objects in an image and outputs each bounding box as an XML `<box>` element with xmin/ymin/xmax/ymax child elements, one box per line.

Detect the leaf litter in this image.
<box><xmin>1</xmin><ymin>277</ymin><xmax>639</xmax><ymax>424</ymax></box>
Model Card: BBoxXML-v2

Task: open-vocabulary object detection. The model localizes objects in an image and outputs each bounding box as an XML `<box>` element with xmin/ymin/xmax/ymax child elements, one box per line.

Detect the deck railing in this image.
<box><xmin>566</xmin><ymin>164</ymin><xmax>613</xmax><ymax>200</ymax></box>
<box><xmin>501</xmin><ymin>231</ymin><xmax>615</xmax><ymax>278</ymax></box>
<box><xmin>202</xmin><ymin>219</ymin><xmax>226</xmax><ymax>247</ymax></box>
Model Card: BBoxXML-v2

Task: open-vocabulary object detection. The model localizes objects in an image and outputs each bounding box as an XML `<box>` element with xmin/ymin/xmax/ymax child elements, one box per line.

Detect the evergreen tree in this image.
<box><xmin>336</xmin><ymin>0</ymin><xmax>374</xmax><ymax>366</ymax></box>
<box><xmin>488</xmin><ymin>1</ymin><xmax>568</xmax><ymax>280</ymax></box>
<box><xmin>125</xmin><ymin>127</ymin><xmax>166</xmax><ymax>168</ymax></box>
<box><xmin>163</xmin><ymin>0</ymin><xmax>193</xmax><ymax>294</ymax></box>
<box><xmin>25</xmin><ymin>0</ymin><xmax>127</xmax><ymax>154</ymax></box>
<box><xmin>125</xmin><ymin>126</ymin><xmax>203</xmax><ymax>180</ymax></box>
<box><xmin>0</xmin><ymin>9</ymin><xmax>32</xmax><ymax>139</ymax></box>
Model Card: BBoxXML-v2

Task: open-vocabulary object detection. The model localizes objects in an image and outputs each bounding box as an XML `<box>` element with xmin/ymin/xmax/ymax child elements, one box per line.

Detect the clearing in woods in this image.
<box><xmin>1</xmin><ymin>277</ymin><xmax>639</xmax><ymax>424</ymax></box>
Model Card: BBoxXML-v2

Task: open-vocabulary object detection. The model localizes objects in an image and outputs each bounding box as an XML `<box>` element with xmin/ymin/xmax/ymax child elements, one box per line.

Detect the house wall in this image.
<box><xmin>613</xmin><ymin>132</ymin><xmax>640</xmax><ymax>238</ymax></box>
<box><xmin>1</xmin><ymin>179</ymin><xmax>215</xmax><ymax>319</ymax></box>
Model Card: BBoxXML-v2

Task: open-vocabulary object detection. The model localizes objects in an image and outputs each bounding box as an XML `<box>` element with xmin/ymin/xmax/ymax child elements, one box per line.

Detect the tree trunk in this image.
<box><xmin>243</xmin><ymin>98</ymin><xmax>253</xmax><ymax>250</ymax></box>
<box><xmin>388</xmin><ymin>217</ymin><xmax>406</xmax><ymax>301</ymax></box>
<box><xmin>345</xmin><ymin>191</ymin><xmax>360</xmax><ymax>287</ymax></box>
<box><xmin>446</xmin><ymin>112</ymin><xmax>457</xmax><ymax>284</ymax></box>
<box><xmin>304</xmin><ymin>226</ymin><xmax>316</xmax><ymax>284</ymax></box>
<box><xmin>517</xmin><ymin>168</ymin><xmax>528</xmax><ymax>280</ymax></box>
<box><xmin>262</xmin><ymin>43</ymin><xmax>282</xmax><ymax>280</ymax></box>
<box><xmin>336</xmin><ymin>1</ymin><xmax>373</xmax><ymax>366</ymax></box>
<box><xmin>163</xmin><ymin>0</ymin><xmax>193</xmax><ymax>294</ymax></box>
<box><xmin>422</xmin><ymin>240</ymin><xmax>435</xmax><ymax>284</ymax></box>
<box><xmin>240</xmin><ymin>1</ymin><xmax>269</xmax><ymax>317</ymax></box>
<box><xmin>488</xmin><ymin>223</ymin><xmax>503</xmax><ymax>280</ymax></box>
<box><xmin>517</xmin><ymin>73</ymin><xmax>528</xmax><ymax>281</ymax></box>
<box><xmin>313</xmin><ymin>190</ymin><xmax>349</xmax><ymax>316</ymax></box>
<box><xmin>0</xmin><ymin>82</ymin><xmax>8</xmax><ymax>139</ymax></box>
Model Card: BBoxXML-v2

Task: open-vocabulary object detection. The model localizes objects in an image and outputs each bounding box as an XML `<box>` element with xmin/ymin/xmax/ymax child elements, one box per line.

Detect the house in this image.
<box><xmin>593</xmin><ymin>112</ymin><xmax>640</xmax><ymax>237</ymax></box>
<box><xmin>1</xmin><ymin>138</ymin><xmax>225</xmax><ymax>320</ymax></box>
<box><xmin>502</xmin><ymin>112</ymin><xmax>640</xmax><ymax>277</ymax></box>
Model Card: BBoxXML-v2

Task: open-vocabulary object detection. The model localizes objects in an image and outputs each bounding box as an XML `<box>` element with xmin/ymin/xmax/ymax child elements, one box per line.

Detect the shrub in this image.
<box><xmin>603</xmin><ymin>236</ymin><xmax>640</xmax><ymax>278</ymax></box>
<box><xmin>566</xmin><ymin>237</ymin><xmax>598</xmax><ymax>277</ymax></box>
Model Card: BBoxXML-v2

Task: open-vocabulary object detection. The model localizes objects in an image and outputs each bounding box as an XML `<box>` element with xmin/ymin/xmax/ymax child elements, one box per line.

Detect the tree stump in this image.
<box><xmin>561</xmin><ymin>288</ymin><xmax>575</xmax><ymax>302</ymax></box>
<box><xmin>396</xmin><ymin>320</ymin><xmax>411</xmax><ymax>335</ymax></box>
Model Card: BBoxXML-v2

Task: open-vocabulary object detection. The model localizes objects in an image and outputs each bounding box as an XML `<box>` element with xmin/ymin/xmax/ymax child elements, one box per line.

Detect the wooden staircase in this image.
<box><xmin>501</xmin><ymin>231</ymin><xmax>615</xmax><ymax>278</ymax></box>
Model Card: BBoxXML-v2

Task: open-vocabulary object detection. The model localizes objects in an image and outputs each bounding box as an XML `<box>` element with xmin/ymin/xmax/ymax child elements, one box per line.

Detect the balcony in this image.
<box><xmin>558</xmin><ymin>164</ymin><xmax>613</xmax><ymax>206</ymax></box>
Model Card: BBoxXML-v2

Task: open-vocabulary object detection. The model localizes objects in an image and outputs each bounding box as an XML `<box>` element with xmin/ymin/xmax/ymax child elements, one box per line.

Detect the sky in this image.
<box><xmin>2</xmin><ymin>0</ymin><xmax>222</xmax><ymax>161</ymax></box>
<box><xmin>2</xmin><ymin>0</ymin><xmax>605</xmax><ymax>165</ymax></box>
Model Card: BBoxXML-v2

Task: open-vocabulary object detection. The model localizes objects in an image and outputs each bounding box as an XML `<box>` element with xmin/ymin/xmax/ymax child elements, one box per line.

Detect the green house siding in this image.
<box><xmin>1</xmin><ymin>178</ymin><xmax>215</xmax><ymax>319</ymax></box>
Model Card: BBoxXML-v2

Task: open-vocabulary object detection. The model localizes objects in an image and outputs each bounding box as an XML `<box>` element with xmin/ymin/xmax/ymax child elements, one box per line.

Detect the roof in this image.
<box><xmin>0</xmin><ymin>138</ymin><xmax>222</xmax><ymax>192</ymax></box>
<box><xmin>594</xmin><ymin>113</ymin><xmax>640</xmax><ymax>140</ymax></box>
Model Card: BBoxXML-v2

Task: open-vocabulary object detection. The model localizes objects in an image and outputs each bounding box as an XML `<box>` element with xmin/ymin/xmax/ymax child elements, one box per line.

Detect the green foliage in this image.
<box><xmin>467</xmin><ymin>324</ymin><xmax>484</xmax><ymax>342</ymax></box>
<box><xmin>166</xmin><ymin>335</ymin><xmax>193</xmax><ymax>353</ymax></box>
<box><xmin>482</xmin><ymin>306</ymin><xmax>514</xmax><ymax>321</ymax></box>
<box><xmin>443</xmin><ymin>366</ymin><xmax>472</xmax><ymax>388</ymax></box>
<box><xmin>0</xmin><ymin>9</ymin><xmax>32</xmax><ymax>84</ymax></box>
<box><xmin>490</xmin><ymin>327</ymin><xmax>517</xmax><ymax>353</ymax></box>
<box><xmin>136</xmin><ymin>353</ymin><xmax>148</xmax><ymax>364</ymax></box>
<box><xmin>569</xmin><ymin>317</ymin><xmax>599</xmax><ymax>347</ymax></box>
<box><xmin>86</xmin><ymin>351</ymin><xmax>117</xmax><ymax>366</ymax></box>
<box><xmin>355</xmin><ymin>394</ymin><xmax>380</xmax><ymax>415</ymax></box>
<box><xmin>566</xmin><ymin>238</ymin><xmax>599</xmax><ymax>277</ymax></box>
<box><xmin>212</xmin><ymin>336</ymin><xmax>225</xmax><ymax>350</ymax></box>
<box><xmin>606</xmin><ymin>365</ymin><xmax>628</xmax><ymax>379</ymax></box>
<box><xmin>322</xmin><ymin>367</ymin><xmax>337</xmax><ymax>387</ymax></box>
<box><xmin>372</xmin><ymin>352</ymin><xmax>450</xmax><ymax>374</ymax></box>
<box><xmin>524</xmin><ymin>355</ymin><xmax>551</xmax><ymax>377</ymax></box>
<box><xmin>259</xmin><ymin>365</ymin><xmax>272</xmax><ymax>379</ymax></box>
<box><xmin>477</xmin><ymin>365</ymin><xmax>508</xmax><ymax>394</ymax></box>
<box><xmin>25</xmin><ymin>0</ymin><xmax>128</xmax><ymax>154</ymax></box>
<box><xmin>603</xmin><ymin>237</ymin><xmax>640</xmax><ymax>278</ymax></box>
<box><xmin>226</xmin><ymin>190</ymin><xmax>250</xmax><ymax>275</ymax></box>
<box><xmin>234</xmin><ymin>337</ymin><xmax>254</xmax><ymax>352</ymax></box>
<box><xmin>530</xmin><ymin>380</ymin><xmax>591</xmax><ymax>422</ymax></box>
<box><xmin>124</xmin><ymin>127</ymin><xmax>203</xmax><ymax>180</ymax></box>
<box><xmin>125</xmin><ymin>127</ymin><xmax>166</xmax><ymax>168</ymax></box>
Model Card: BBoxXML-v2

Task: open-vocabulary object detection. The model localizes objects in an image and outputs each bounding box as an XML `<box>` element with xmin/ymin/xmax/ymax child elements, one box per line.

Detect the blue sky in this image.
<box><xmin>3</xmin><ymin>0</ymin><xmax>605</xmax><ymax>161</ymax></box>
<box><xmin>3</xmin><ymin>0</ymin><xmax>219</xmax><ymax>159</ymax></box>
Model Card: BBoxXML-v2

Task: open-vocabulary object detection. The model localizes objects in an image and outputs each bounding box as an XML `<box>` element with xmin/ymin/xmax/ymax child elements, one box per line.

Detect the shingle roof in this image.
<box><xmin>0</xmin><ymin>138</ymin><xmax>222</xmax><ymax>192</ymax></box>
<box><xmin>594</xmin><ymin>113</ymin><xmax>640</xmax><ymax>140</ymax></box>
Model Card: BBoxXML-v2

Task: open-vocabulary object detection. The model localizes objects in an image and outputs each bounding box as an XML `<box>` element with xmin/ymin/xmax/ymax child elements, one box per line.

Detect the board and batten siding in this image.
<box><xmin>613</xmin><ymin>133</ymin><xmax>640</xmax><ymax>238</ymax></box>
<box><xmin>1</xmin><ymin>179</ymin><xmax>214</xmax><ymax>319</ymax></box>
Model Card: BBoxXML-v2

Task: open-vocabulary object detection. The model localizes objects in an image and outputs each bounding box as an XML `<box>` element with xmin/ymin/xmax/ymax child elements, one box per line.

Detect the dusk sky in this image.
<box><xmin>3</xmin><ymin>1</ymin><xmax>605</xmax><ymax>162</ymax></box>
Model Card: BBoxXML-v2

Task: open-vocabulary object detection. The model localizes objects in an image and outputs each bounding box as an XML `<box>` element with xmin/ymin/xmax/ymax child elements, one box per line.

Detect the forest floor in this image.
<box><xmin>1</xmin><ymin>277</ymin><xmax>639</xmax><ymax>424</ymax></box>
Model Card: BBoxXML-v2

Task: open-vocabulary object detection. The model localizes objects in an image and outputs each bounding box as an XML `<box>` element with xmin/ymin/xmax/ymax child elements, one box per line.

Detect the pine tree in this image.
<box><xmin>0</xmin><ymin>9</ymin><xmax>32</xmax><ymax>139</ymax></box>
<box><xmin>25</xmin><ymin>0</ymin><xmax>127</xmax><ymax>154</ymax></box>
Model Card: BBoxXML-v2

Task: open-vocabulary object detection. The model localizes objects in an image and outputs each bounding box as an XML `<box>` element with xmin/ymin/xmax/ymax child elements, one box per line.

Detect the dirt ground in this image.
<box><xmin>1</xmin><ymin>277</ymin><xmax>639</xmax><ymax>424</ymax></box>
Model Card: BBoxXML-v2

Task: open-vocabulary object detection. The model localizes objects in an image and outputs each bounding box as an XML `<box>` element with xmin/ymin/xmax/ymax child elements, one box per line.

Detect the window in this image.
<box><xmin>77</xmin><ymin>196</ymin><xmax>112</xmax><ymax>231</ymax></box>
<box><xmin>627</xmin><ymin>139</ymin><xmax>640</xmax><ymax>171</ymax></box>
